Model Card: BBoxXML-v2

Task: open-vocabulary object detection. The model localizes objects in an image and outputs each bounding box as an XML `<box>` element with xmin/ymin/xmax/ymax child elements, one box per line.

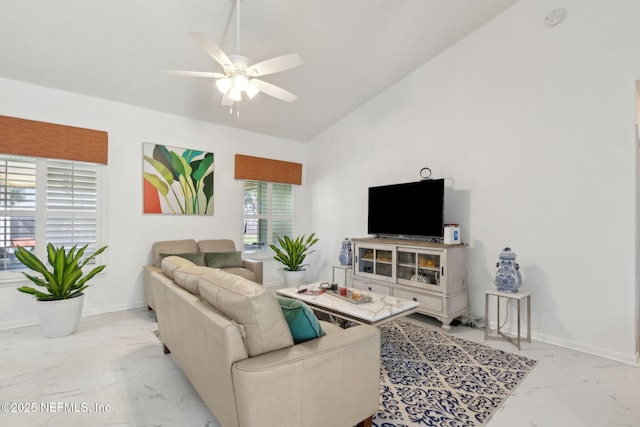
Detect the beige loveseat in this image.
<box><xmin>143</xmin><ymin>239</ymin><xmax>263</xmax><ymax>310</ymax></box>
<box><xmin>150</xmin><ymin>256</ymin><xmax>381</xmax><ymax>427</ymax></box>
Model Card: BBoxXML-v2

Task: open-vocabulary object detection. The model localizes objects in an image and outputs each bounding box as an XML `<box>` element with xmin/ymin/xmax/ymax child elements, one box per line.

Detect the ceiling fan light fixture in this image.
<box><xmin>245</xmin><ymin>82</ymin><xmax>259</xmax><ymax>99</ymax></box>
<box><xmin>232</xmin><ymin>72</ymin><xmax>249</xmax><ymax>92</ymax></box>
<box><xmin>228</xmin><ymin>88</ymin><xmax>242</xmax><ymax>102</ymax></box>
<box><xmin>215</xmin><ymin>77</ymin><xmax>232</xmax><ymax>94</ymax></box>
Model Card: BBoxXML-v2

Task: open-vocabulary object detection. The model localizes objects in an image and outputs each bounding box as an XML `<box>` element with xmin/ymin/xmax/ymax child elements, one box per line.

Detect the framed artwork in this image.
<box><xmin>143</xmin><ymin>142</ymin><xmax>214</xmax><ymax>215</ymax></box>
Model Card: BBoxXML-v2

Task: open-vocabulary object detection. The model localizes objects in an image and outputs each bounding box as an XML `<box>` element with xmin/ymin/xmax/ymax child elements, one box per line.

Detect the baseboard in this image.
<box><xmin>0</xmin><ymin>302</ymin><xmax>149</xmax><ymax>332</ymax></box>
<box><xmin>535</xmin><ymin>333</ymin><xmax>639</xmax><ymax>366</ymax></box>
<box><xmin>81</xmin><ymin>302</ymin><xmax>149</xmax><ymax>318</ymax></box>
<box><xmin>263</xmin><ymin>280</ymin><xmax>285</xmax><ymax>291</ymax></box>
<box><xmin>0</xmin><ymin>318</ymin><xmax>39</xmax><ymax>331</ymax></box>
<box><xmin>474</xmin><ymin>318</ymin><xmax>638</xmax><ymax>366</ymax></box>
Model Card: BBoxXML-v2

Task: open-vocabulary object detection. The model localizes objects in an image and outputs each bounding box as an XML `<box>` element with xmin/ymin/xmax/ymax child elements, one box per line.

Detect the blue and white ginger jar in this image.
<box><xmin>494</xmin><ymin>247</ymin><xmax>522</xmax><ymax>293</ymax></box>
<box><xmin>339</xmin><ymin>238</ymin><xmax>352</xmax><ymax>266</ymax></box>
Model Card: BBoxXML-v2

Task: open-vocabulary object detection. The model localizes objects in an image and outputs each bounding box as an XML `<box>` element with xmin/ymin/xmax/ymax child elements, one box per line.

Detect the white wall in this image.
<box><xmin>307</xmin><ymin>0</ymin><xmax>640</xmax><ymax>364</ymax></box>
<box><xmin>0</xmin><ymin>77</ymin><xmax>307</xmax><ymax>330</ymax></box>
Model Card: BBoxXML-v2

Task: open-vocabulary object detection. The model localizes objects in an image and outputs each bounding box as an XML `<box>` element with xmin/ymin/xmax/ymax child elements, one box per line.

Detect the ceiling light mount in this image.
<box><xmin>544</xmin><ymin>8</ymin><xmax>567</xmax><ymax>27</ymax></box>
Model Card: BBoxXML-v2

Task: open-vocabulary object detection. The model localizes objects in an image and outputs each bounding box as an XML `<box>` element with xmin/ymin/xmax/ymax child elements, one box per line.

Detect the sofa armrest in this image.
<box><xmin>143</xmin><ymin>265</ymin><xmax>161</xmax><ymax>310</ymax></box>
<box><xmin>232</xmin><ymin>324</ymin><xmax>380</xmax><ymax>427</ymax></box>
<box><xmin>242</xmin><ymin>258</ymin><xmax>263</xmax><ymax>285</ymax></box>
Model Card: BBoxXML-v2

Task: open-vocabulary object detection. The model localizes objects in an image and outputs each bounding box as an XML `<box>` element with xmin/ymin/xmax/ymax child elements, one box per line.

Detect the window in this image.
<box><xmin>242</xmin><ymin>180</ymin><xmax>293</xmax><ymax>254</ymax></box>
<box><xmin>0</xmin><ymin>155</ymin><xmax>104</xmax><ymax>273</ymax></box>
<box><xmin>0</xmin><ymin>157</ymin><xmax>36</xmax><ymax>270</ymax></box>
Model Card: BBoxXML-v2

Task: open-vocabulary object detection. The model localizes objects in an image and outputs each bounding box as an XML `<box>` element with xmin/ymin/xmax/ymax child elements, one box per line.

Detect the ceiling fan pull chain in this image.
<box><xmin>228</xmin><ymin>103</ymin><xmax>240</xmax><ymax>117</ymax></box>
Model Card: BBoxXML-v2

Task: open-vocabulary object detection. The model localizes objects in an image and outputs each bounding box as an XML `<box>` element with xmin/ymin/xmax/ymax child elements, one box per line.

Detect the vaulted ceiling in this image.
<box><xmin>0</xmin><ymin>0</ymin><xmax>518</xmax><ymax>141</ymax></box>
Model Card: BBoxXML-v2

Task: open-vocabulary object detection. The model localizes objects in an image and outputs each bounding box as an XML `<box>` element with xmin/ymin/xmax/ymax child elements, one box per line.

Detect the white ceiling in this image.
<box><xmin>0</xmin><ymin>0</ymin><xmax>518</xmax><ymax>142</ymax></box>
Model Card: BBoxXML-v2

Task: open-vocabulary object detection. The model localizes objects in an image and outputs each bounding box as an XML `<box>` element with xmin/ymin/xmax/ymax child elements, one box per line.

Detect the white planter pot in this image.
<box><xmin>283</xmin><ymin>270</ymin><xmax>306</xmax><ymax>287</ymax></box>
<box><xmin>37</xmin><ymin>294</ymin><xmax>85</xmax><ymax>338</ymax></box>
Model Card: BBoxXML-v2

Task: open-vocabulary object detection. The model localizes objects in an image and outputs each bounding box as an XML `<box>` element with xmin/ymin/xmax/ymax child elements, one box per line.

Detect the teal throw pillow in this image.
<box><xmin>159</xmin><ymin>252</ymin><xmax>205</xmax><ymax>266</ymax></box>
<box><xmin>205</xmin><ymin>251</ymin><xmax>244</xmax><ymax>268</ymax></box>
<box><xmin>276</xmin><ymin>296</ymin><xmax>326</xmax><ymax>344</ymax></box>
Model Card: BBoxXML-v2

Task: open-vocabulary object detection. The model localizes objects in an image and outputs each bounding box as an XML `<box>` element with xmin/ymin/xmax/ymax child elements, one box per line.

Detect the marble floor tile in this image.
<box><xmin>408</xmin><ymin>315</ymin><xmax>640</xmax><ymax>427</ymax></box>
<box><xmin>0</xmin><ymin>309</ymin><xmax>217</xmax><ymax>427</ymax></box>
<box><xmin>0</xmin><ymin>309</ymin><xmax>638</xmax><ymax>427</ymax></box>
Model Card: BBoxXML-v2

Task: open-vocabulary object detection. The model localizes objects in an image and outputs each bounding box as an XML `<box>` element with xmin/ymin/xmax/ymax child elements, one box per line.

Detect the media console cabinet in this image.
<box><xmin>351</xmin><ymin>237</ymin><xmax>469</xmax><ymax>330</ymax></box>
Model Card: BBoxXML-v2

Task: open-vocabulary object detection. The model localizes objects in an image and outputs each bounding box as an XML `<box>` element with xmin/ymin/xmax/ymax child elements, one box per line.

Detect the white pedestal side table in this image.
<box><xmin>484</xmin><ymin>288</ymin><xmax>531</xmax><ymax>350</ymax></box>
<box><xmin>332</xmin><ymin>265</ymin><xmax>350</xmax><ymax>286</ymax></box>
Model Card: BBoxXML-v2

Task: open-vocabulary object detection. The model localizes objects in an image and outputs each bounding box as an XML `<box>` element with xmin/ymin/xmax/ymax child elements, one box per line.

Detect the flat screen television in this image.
<box><xmin>368</xmin><ymin>179</ymin><xmax>444</xmax><ymax>240</ymax></box>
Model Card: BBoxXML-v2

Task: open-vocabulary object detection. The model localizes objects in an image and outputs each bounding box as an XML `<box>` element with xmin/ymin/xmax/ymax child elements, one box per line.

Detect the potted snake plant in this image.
<box><xmin>269</xmin><ymin>233</ymin><xmax>318</xmax><ymax>287</ymax></box>
<box><xmin>15</xmin><ymin>243</ymin><xmax>108</xmax><ymax>338</ymax></box>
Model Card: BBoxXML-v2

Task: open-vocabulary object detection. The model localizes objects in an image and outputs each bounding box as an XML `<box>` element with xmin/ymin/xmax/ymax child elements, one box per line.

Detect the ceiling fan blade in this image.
<box><xmin>189</xmin><ymin>31</ymin><xmax>232</xmax><ymax>69</ymax></box>
<box><xmin>247</xmin><ymin>54</ymin><xmax>303</xmax><ymax>77</ymax></box>
<box><xmin>251</xmin><ymin>79</ymin><xmax>298</xmax><ymax>103</ymax></box>
<box><xmin>165</xmin><ymin>70</ymin><xmax>225</xmax><ymax>79</ymax></box>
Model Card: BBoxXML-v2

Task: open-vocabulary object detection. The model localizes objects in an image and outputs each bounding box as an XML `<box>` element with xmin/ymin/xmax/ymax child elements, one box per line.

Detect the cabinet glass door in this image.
<box><xmin>356</xmin><ymin>246</ymin><xmax>393</xmax><ymax>279</ymax></box>
<box><xmin>396</xmin><ymin>251</ymin><xmax>416</xmax><ymax>281</ymax></box>
<box><xmin>357</xmin><ymin>247</ymin><xmax>375</xmax><ymax>275</ymax></box>
<box><xmin>375</xmin><ymin>249</ymin><xmax>393</xmax><ymax>277</ymax></box>
<box><xmin>397</xmin><ymin>248</ymin><xmax>442</xmax><ymax>290</ymax></box>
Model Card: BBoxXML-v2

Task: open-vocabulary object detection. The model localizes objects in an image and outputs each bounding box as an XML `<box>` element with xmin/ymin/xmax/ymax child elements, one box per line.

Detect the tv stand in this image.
<box><xmin>351</xmin><ymin>237</ymin><xmax>468</xmax><ymax>331</ymax></box>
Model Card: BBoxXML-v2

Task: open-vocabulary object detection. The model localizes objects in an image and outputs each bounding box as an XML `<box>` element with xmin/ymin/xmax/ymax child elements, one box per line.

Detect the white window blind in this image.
<box><xmin>0</xmin><ymin>155</ymin><xmax>103</xmax><ymax>272</ymax></box>
<box><xmin>46</xmin><ymin>160</ymin><xmax>98</xmax><ymax>250</ymax></box>
<box><xmin>242</xmin><ymin>180</ymin><xmax>293</xmax><ymax>254</ymax></box>
<box><xmin>271</xmin><ymin>182</ymin><xmax>293</xmax><ymax>242</ymax></box>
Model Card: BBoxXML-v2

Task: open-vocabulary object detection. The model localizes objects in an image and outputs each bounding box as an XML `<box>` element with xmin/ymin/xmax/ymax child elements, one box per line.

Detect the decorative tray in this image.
<box><xmin>326</xmin><ymin>290</ymin><xmax>373</xmax><ymax>304</ymax></box>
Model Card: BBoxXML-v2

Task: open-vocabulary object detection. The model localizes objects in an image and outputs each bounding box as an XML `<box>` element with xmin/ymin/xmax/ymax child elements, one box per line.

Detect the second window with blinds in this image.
<box><xmin>242</xmin><ymin>180</ymin><xmax>293</xmax><ymax>255</ymax></box>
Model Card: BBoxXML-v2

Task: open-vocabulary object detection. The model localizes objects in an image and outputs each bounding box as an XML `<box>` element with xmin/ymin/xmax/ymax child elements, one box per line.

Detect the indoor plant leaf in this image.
<box><xmin>16</xmin><ymin>286</ymin><xmax>53</xmax><ymax>299</ymax></box>
<box><xmin>269</xmin><ymin>233</ymin><xmax>318</xmax><ymax>271</ymax></box>
<box><xmin>15</xmin><ymin>243</ymin><xmax>108</xmax><ymax>301</ymax></box>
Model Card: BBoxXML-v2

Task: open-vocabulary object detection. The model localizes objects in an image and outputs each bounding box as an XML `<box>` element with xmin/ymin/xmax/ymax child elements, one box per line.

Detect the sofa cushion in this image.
<box><xmin>197</xmin><ymin>239</ymin><xmax>236</xmax><ymax>253</ymax></box>
<box><xmin>198</xmin><ymin>269</ymin><xmax>293</xmax><ymax>356</ymax></box>
<box><xmin>222</xmin><ymin>267</ymin><xmax>257</xmax><ymax>283</ymax></box>
<box><xmin>173</xmin><ymin>265</ymin><xmax>215</xmax><ymax>295</ymax></box>
<box><xmin>161</xmin><ymin>256</ymin><xmax>196</xmax><ymax>280</ymax></box>
<box><xmin>276</xmin><ymin>296</ymin><xmax>326</xmax><ymax>344</ymax></box>
<box><xmin>151</xmin><ymin>239</ymin><xmax>198</xmax><ymax>267</ymax></box>
<box><xmin>205</xmin><ymin>251</ymin><xmax>244</xmax><ymax>268</ymax></box>
<box><xmin>160</xmin><ymin>252</ymin><xmax>205</xmax><ymax>266</ymax></box>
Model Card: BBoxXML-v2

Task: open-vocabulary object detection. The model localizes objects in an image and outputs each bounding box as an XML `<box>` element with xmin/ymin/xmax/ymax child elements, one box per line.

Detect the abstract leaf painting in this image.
<box><xmin>143</xmin><ymin>143</ymin><xmax>214</xmax><ymax>215</ymax></box>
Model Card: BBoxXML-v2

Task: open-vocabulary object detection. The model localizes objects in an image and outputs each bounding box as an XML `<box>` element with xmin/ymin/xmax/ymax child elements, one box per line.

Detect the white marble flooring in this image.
<box><xmin>0</xmin><ymin>308</ymin><xmax>638</xmax><ymax>427</ymax></box>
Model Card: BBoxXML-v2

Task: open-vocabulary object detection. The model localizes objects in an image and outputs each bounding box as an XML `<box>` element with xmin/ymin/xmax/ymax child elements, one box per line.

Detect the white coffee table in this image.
<box><xmin>277</xmin><ymin>283</ymin><xmax>419</xmax><ymax>326</ymax></box>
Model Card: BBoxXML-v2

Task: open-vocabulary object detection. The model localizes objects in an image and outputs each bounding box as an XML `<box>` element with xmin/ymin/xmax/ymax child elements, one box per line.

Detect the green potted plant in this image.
<box><xmin>269</xmin><ymin>233</ymin><xmax>318</xmax><ymax>287</ymax></box>
<box><xmin>15</xmin><ymin>243</ymin><xmax>108</xmax><ymax>338</ymax></box>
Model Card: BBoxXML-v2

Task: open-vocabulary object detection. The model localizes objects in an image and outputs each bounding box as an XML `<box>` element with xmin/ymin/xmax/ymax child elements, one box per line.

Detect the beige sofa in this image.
<box><xmin>143</xmin><ymin>239</ymin><xmax>263</xmax><ymax>310</ymax></box>
<box><xmin>150</xmin><ymin>256</ymin><xmax>381</xmax><ymax>427</ymax></box>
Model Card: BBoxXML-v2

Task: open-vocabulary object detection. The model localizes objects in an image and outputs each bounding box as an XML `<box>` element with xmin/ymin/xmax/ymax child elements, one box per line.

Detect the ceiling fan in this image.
<box><xmin>167</xmin><ymin>0</ymin><xmax>303</xmax><ymax>110</ymax></box>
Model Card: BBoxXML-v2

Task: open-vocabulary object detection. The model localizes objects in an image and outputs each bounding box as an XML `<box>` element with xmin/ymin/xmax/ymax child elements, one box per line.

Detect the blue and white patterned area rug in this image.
<box><xmin>374</xmin><ymin>320</ymin><xmax>537</xmax><ymax>427</ymax></box>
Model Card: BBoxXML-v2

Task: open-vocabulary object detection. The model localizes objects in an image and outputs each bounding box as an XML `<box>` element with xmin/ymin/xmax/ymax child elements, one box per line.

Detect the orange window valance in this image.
<box><xmin>234</xmin><ymin>154</ymin><xmax>302</xmax><ymax>185</ymax></box>
<box><xmin>0</xmin><ymin>115</ymin><xmax>108</xmax><ymax>164</ymax></box>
